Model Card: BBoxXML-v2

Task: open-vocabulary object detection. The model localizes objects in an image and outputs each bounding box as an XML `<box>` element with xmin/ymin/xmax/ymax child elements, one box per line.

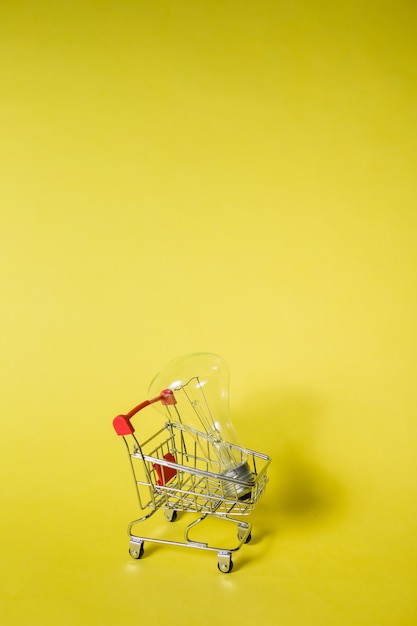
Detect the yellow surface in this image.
<box><xmin>1</xmin><ymin>1</ymin><xmax>417</xmax><ymax>624</ymax></box>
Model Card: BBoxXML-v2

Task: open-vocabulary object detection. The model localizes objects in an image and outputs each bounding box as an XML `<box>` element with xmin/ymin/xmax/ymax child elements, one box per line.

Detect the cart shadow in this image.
<box><xmin>236</xmin><ymin>387</ymin><xmax>345</xmax><ymax>540</ymax></box>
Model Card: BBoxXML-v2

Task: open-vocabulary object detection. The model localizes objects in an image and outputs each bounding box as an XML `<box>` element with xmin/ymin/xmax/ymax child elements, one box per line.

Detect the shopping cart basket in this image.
<box><xmin>113</xmin><ymin>381</ymin><xmax>271</xmax><ymax>573</ymax></box>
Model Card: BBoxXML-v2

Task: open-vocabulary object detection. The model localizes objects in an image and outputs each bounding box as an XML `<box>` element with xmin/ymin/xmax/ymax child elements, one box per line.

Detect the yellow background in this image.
<box><xmin>1</xmin><ymin>1</ymin><xmax>416</xmax><ymax>624</ymax></box>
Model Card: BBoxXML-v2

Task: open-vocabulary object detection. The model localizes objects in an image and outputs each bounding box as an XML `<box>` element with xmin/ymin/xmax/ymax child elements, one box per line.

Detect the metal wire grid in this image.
<box><xmin>126</xmin><ymin>422</ymin><xmax>270</xmax><ymax>516</ymax></box>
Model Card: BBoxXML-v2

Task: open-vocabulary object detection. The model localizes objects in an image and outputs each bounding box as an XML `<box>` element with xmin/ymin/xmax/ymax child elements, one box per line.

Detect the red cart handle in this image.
<box><xmin>113</xmin><ymin>389</ymin><xmax>176</xmax><ymax>436</ymax></box>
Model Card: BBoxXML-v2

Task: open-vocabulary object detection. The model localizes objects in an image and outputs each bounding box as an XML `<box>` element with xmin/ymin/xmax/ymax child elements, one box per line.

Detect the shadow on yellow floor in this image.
<box><xmin>239</xmin><ymin>388</ymin><xmax>345</xmax><ymax>537</ymax></box>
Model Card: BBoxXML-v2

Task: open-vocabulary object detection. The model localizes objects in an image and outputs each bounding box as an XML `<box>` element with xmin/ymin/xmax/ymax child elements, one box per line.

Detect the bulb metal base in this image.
<box><xmin>221</xmin><ymin>461</ymin><xmax>255</xmax><ymax>501</ymax></box>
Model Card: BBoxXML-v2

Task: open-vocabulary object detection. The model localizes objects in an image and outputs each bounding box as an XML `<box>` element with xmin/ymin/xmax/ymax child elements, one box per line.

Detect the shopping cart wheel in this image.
<box><xmin>129</xmin><ymin>542</ymin><xmax>144</xmax><ymax>559</ymax></box>
<box><xmin>237</xmin><ymin>524</ymin><xmax>252</xmax><ymax>544</ymax></box>
<box><xmin>164</xmin><ymin>510</ymin><xmax>177</xmax><ymax>522</ymax></box>
<box><xmin>217</xmin><ymin>552</ymin><xmax>233</xmax><ymax>573</ymax></box>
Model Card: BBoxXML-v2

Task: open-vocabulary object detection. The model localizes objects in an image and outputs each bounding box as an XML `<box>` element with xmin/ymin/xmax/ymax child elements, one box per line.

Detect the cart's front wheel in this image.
<box><xmin>129</xmin><ymin>542</ymin><xmax>144</xmax><ymax>559</ymax></box>
<box><xmin>217</xmin><ymin>552</ymin><xmax>233</xmax><ymax>573</ymax></box>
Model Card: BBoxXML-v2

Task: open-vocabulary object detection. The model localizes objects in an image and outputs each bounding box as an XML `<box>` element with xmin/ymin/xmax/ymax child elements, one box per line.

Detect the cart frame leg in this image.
<box><xmin>127</xmin><ymin>510</ymin><xmax>252</xmax><ymax>572</ymax></box>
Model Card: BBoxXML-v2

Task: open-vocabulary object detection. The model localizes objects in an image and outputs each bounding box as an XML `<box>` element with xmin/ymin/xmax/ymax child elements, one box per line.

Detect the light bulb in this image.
<box><xmin>148</xmin><ymin>352</ymin><xmax>254</xmax><ymax>499</ymax></box>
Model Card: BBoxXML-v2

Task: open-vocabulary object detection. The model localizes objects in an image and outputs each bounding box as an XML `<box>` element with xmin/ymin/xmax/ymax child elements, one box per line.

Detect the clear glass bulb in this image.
<box><xmin>148</xmin><ymin>352</ymin><xmax>254</xmax><ymax>499</ymax></box>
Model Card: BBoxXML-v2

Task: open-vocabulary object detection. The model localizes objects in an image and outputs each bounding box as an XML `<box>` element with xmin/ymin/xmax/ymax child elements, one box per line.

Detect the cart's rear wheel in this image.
<box><xmin>164</xmin><ymin>510</ymin><xmax>177</xmax><ymax>522</ymax></box>
<box><xmin>129</xmin><ymin>542</ymin><xmax>144</xmax><ymax>559</ymax></box>
<box><xmin>237</xmin><ymin>524</ymin><xmax>252</xmax><ymax>544</ymax></box>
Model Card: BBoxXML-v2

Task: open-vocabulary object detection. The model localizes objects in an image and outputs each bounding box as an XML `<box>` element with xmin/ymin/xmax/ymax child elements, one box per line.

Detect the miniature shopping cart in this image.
<box><xmin>113</xmin><ymin>386</ymin><xmax>271</xmax><ymax>573</ymax></box>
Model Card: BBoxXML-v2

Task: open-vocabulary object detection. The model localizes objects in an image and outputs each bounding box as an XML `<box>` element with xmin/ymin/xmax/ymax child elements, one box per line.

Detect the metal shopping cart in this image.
<box><xmin>113</xmin><ymin>362</ymin><xmax>271</xmax><ymax>573</ymax></box>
